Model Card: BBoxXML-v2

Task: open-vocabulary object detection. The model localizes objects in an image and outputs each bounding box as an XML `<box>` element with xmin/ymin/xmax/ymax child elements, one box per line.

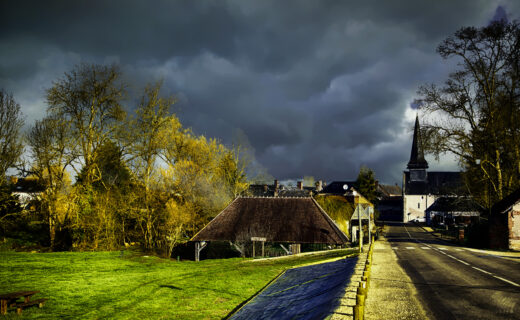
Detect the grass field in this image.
<box><xmin>0</xmin><ymin>249</ymin><xmax>356</xmax><ymax>319</ymax></box>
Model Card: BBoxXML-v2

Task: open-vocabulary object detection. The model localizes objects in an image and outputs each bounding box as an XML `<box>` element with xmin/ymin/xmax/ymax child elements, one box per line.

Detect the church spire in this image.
<box><xmin>407</xmin><ymin>115</ymin><xmax>428</xmax><ymax>169</ymax></box>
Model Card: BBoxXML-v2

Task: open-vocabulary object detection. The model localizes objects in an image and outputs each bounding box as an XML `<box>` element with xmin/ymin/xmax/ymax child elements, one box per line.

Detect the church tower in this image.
<box><xmin>407</xmin><ymin>115</ymin><xmax>428</xmax><ymax>181</ymax></box>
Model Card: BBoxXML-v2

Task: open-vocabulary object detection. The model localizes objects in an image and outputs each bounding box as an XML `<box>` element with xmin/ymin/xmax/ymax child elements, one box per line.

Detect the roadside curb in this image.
<box><xmin>327</xmin><ymin>239</ymin><xmax>375</xmax><ymax>320</ymax></box>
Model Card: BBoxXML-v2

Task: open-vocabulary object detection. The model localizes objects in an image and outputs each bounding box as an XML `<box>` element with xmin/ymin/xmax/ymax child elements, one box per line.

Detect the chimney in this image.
<box><xmin>297</xmin><ymin>181</ymin><xmax>303</xmax><ymax>190</ymax></box>
<box><xmin>315</xmin><ymin>180</ymin><xmax>323</xmax><ymax>192</ymax></box>
<box><xmin>375</xmin><ymin>180</ymin><xmax>379</xmax><ymax>189</ymax></box>
<box><xmin>274</xmin><ymin>179</ymin><xmax>279</xmax><ymax>197</ymax></box>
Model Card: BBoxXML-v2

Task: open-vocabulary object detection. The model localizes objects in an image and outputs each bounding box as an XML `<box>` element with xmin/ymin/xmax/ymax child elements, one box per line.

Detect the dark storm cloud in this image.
<box><xmin>1</xmin><ymin>0</ymin><xmax>519</xmax><ymax>183</ymax></box>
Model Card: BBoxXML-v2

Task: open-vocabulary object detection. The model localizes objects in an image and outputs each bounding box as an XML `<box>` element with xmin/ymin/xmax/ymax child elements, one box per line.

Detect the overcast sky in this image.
<box><xmin>1</xmin><ymin>1</ymin><xmax>518</xmax><ymax>185</ymax></box>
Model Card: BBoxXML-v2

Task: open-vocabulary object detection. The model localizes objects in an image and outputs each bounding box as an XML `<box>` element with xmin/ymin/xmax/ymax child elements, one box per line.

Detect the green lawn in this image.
<box><xmin>0</xmin><ymin>249</ymin><xmax>356</xmax><ymax>319</ymax></box>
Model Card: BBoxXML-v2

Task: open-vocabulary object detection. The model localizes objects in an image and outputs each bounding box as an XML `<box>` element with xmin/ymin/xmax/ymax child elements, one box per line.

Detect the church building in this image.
<box><xmin>402</xmin><ymin>116</ymin><xmax>463</xmax><ymax>223</ymax></box>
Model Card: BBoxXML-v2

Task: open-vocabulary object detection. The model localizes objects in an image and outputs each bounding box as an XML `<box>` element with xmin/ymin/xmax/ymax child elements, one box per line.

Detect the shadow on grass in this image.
<box><xmin>159</xmin><ymin>285</ymin><xmax>182</xmax><ymax>290</ymax></box>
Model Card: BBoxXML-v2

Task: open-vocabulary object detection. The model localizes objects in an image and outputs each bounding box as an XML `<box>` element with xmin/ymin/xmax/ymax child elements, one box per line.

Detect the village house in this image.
<box><xmin>317</xmin><ymin>181</ymin><xmax>375</xmax><ymax>241</ymax></box>
<box><xmin>247</xmin><ymin>179</ymin><xmax>315</xmax><ymax>198</ymax></box>
<box><xmin>488</xmin><ymin>188</ymin><xmax>520</xmax><ymax>251</ymax></box>
<box><xmin>425</xmin><ymin>196</ymin><xmax>482</xmax><ymax>227</ymax></box>
<box><xmin>376</xmin><ymin>183</ymin><xmax>403</xmax><ymax>221</ymax></box>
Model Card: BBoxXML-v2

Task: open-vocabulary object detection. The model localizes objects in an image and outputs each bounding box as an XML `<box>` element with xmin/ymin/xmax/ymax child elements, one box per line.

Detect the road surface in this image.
<box><xmin>386</xmin><ymin>222</ymin><xmax>520</xmax><ymax>320</ymax></box>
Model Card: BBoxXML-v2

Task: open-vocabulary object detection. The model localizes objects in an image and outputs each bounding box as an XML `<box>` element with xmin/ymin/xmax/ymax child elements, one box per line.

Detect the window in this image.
<box><xmin>418</xmin><ymin>202</ymin><xmax>420</xmax><ymax>209</ymax></box>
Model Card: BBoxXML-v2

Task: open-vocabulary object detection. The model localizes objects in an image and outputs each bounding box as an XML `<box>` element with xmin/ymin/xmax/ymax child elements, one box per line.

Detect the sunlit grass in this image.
<box><xmin>0</xmin><ymin>249</ymin><xmax>356</xmax><ymax>319</ymax></box>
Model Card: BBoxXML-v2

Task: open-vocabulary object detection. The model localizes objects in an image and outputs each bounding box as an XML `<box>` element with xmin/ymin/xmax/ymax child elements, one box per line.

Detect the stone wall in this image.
<box><xmin>403</xmin><ymin>194</ymin><xmax>436</xmax><ymax>223</ymax></box>
<box><xmin>509</xmin><ymin>210</ymin><xmax>520</xmax><ymax>251</ymax></box>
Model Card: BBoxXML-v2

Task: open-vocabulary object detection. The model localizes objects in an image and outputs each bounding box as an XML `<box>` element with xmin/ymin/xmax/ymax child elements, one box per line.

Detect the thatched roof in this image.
<box><xmin>191</xmin><ymin>197</ymin><xmax>348</xmax><ymax>244</ymax></box>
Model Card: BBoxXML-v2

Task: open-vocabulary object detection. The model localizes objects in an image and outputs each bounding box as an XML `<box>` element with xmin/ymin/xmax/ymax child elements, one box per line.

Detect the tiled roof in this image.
<box><xmin>191</xmin><ymin>197</ymin><xmax>348</xmax><ymax>244</ymax></box>
<box><xmin>248</xmin><ymin>184</ymin><xmax>276</xmax><ymax>197</ymax></box>
<box><xmin>378</xmin><ymin>184</ymin><xmax>402</xmax><ymax>197</ymax></box>
<box><xmin>278</xmin><ymin>189</ymin><xmax>312</xmax><ymax>197</ymax></box>
<box><xmin>248</xmin><ymin>184</ymin><xmax>315</xmax><ymax>197</ymax></box>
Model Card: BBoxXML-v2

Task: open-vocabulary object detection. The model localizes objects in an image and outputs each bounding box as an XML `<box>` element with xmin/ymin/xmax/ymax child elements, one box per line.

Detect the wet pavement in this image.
<box><xmin>230</xmin><ymin>257</ymin><xmax>358</xmax><ymax>320</ymax></box>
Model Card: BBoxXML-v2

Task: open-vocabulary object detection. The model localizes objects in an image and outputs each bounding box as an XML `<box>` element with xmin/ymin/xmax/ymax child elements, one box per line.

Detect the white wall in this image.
<box><xmin>403</xmin><ymin>194</ymin><xmax>436</xmax><ymax>222</ymax></box>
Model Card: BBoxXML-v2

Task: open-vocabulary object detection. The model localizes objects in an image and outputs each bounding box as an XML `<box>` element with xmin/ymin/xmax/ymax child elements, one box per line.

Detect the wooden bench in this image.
<box><xmin>15</xmin><ymin>298</ymin><xmax>48</xmax><ymax>314</ymax></box>
<box><xmin>0</xmin><ymin>290</ymin><xmax>45</xmax><ymax>315</ymax></box>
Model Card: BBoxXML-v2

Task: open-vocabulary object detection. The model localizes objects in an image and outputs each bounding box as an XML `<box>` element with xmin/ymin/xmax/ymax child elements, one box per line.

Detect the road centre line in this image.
<box><xmin>493</xmin><ymin>276</ymin><xmax>520</xmax><ymax>287</ymax></box>
<box><xmin>445</xmin><ymin>254</ymin><xmax>470</xmax><ymax>265</ymax></box>
<box><xmin>456</xmin><ymin>259</ymin><xmax>470</xmax><ymax>266</ymax></box>
<box><xmin>472</xmin><ymin>266</ymin><xmax>491</xmax><ymax>275</ymax></box>
<box><xmin>403</xmin><ymin>224</ymin><xmax>520</xmax><ymax>288</ymax></box>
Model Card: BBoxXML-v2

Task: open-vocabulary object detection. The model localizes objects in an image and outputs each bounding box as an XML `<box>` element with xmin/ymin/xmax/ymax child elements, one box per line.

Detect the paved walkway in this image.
<box><xmin>230</xmin><ymin>257</ymin><xmax>358</xmax><ymax>320</ymax></box>
<box><xmin>364</xmin><ymin>235</ymin><xmax>428</xmax><ymax>320</ymax></box>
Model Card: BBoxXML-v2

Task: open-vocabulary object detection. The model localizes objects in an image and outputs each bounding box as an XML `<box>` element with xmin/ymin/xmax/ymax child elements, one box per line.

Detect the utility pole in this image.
<box><xmin>368</xmin><ymin>206</ymin><xmax>371</xmax><ymax>245</ymax></box>
<box><xmin>357</xmin><ymin>205</ymin><xmax>363</xmax><ymax>253</ymax></box>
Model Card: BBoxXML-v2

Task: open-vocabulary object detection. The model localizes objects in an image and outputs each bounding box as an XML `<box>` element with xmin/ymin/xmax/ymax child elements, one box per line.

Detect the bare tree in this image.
<box><xmin>128</xmin><ymin>81</ymin><xmax>176</xmax><ymax>249</ymax></box>
<box><xmin>0</xmin><ymin>89</ymin><xmax>24</xmax><ymax>183</ymax></box>
<box><xmin>418</xmin><ymin>20</ymin><xmax>520</xmax><ymax>206</ymax></box>
<box><xmin>46</xmin><ymin>63</ymin><xmax>126</xmax><ymax>184</ymax></box>
<box><xmin>27</xmin><ymin>115</ymin><xmax>75</xmax><ymax>248</ymax></box>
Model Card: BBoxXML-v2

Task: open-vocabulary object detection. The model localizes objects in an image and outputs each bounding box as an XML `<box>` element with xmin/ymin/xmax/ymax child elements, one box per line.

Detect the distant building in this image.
<box><xmin>317</xmin><ymin>181</ymin><xmax>375</xmax><ymax>239</ymax></box>
<box><xmin>489</xmin><ymin>188</ymin><xmax>520</xmax><ymax>251</ymax></box>
<box><xmin>320</xmin><ymin>181</ymin><xmax>356</xmax><ymax>195</ymax></box>
<box><xmin>403</xmin><ymin>116</ymin><xmax>466</xmax><ymax>224</ymax></box>
<box><xmin>425</xmin><ymin>197</ymin><xmax>482</xmax><ymax>227</ymax></box>
<box><xmin>247</xmin><ymin>180</ymin><xmax>314</xmax><ymax>198</ymax></box>
<box><xmin>9</xmin><ymin>177</ymin><xmax>44</xmax><ymax>209</ymax></box>
<box><xmin>377</xmin><ymin>183</ymin><xmax>402</xmax><ymax>198</ymax></box>
<box><xmin>376</xmin><ymin>183</ymin><xmax>403</xmax><ymax>221</ymax></box>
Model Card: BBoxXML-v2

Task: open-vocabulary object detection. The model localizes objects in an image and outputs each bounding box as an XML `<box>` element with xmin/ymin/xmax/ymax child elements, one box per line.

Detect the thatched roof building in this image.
<box><xmin>191</xmin><ymin>197</ymin><xmax>348</xmax><ymax>244</ymax></box>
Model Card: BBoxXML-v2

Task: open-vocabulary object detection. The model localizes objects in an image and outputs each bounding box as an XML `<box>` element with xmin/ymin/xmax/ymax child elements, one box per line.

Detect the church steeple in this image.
<box><xmin>407</xmin><ymin>115</ymin><xmax>428</xmax><ymax>170</ymax></box>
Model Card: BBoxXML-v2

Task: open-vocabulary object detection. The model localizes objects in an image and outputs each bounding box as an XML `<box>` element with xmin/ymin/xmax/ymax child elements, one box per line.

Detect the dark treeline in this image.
<box><xmin>0</xmin><ymin>64</ymin><xmax>249</xmax><ymax>256</ymax></box>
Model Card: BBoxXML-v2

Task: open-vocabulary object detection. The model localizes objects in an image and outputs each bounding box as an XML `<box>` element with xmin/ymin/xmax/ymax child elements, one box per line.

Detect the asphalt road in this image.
<box><xmin>386</xmin><ymin>222</ymin><xmax>520</xmax><ymax>320</ymax></box>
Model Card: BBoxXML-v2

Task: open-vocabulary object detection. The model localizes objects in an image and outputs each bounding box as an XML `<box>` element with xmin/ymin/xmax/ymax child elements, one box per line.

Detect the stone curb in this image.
<box><xmin>327</xmin><ymin>238</ymin><xmax>375</xmax><ymax>320</ymax></box>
